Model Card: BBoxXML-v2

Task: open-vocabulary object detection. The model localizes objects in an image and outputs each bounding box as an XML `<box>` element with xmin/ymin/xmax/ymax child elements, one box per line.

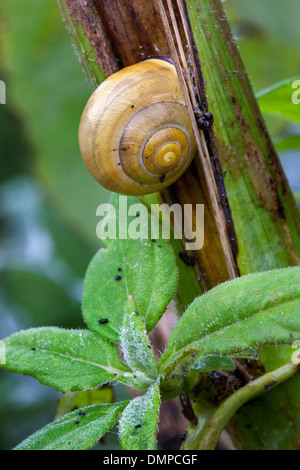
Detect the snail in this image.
<box><xmin>78</xmin><ymin>58</ymin><xmax>197</xmax><ymax>195</ymax></box>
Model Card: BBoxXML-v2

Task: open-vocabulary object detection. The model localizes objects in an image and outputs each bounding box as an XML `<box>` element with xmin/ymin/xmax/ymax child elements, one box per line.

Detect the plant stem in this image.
<box><xmin>57</xmin><ymin>0</ymin><xmax>109</xmax><ymax>87</ymax></box>
<box><xmin>186</xmin><ymin>0</ymin><xmax>300</xmax><ymax>272</ymax></box>
<box><xmin>197</xmin><ymin>363</ymin><xmax>299</xmax><ymax>450</ymax></box>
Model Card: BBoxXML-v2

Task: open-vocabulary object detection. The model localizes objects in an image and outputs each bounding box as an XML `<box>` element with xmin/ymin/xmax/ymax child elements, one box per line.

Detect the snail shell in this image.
<box><xmin>79</xmin><ymin>58</ymin><xmax>196</xmax><ymax>195</ymax></box>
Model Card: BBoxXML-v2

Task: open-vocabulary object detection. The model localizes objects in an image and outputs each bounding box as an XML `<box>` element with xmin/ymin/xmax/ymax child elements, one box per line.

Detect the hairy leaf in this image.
<box><xmin>160</xmin><ymin>268</ymin><xmax>300</xmax><ymax>375</ymax></box>
<box><xmin>14</xmin><ymin>402</ymin><xmax>128</xmax><ymax>450</ymax></box>
<box><xmin>82</xmin><ymin>194</ymin><xmax>178</xmax><ymax>342</ymax></box>
<box><xmin>119</xmin><ymin>383</ymin><xmax>160</xmax><ymax>450</ymax></box>
<box><xmin>120</xmin><ymin>296</ymin><xmax>158</xmax><ymax>379</ymax></box>
<box><xmin>1</xmin><ymin>328</ymin><xmax>129</xmax><ymax>392</ymax></box>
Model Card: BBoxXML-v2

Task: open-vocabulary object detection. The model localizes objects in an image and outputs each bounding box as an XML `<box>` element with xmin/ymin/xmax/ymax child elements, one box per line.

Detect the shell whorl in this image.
<box><xmin>79</xmin><ymin>58</ymin><xmax>196</xmax><ymax>195</ymax></box>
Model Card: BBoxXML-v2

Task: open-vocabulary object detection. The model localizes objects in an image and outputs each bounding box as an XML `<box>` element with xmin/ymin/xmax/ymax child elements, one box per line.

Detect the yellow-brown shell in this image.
<box><xmin>78</xmin><ymin>58</ymin><xmax>196</xmax><ymax>195</ymax></box>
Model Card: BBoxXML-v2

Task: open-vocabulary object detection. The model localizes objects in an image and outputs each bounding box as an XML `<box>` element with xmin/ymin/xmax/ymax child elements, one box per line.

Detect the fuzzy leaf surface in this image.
<box><xmin>120</xmin><ymin>296</ymin><xmax>158</xmax><ymax>379</ymax></box>
<box><xmin>1</xmin><ymin>328</ymin><xmax>129</xmax><ymax>392</ymax></box>
<box><xmin>119</xmin><ymin>383</ymin><xmax>160</xmax><ymax>450</ymax></box>
<box><xmin>14</xmin><ymin>402</ymin><xmax>128</xmax><ymax>450</ymax></box>
<box><xmin>160</xmin><ymin>268</ymin><xmax>300</xmax><ymax>376</ymax></box>
<box><xmin>82</xmin><ymin>195</ymin><xmax>178</xmax><ymax>342</ymax></box>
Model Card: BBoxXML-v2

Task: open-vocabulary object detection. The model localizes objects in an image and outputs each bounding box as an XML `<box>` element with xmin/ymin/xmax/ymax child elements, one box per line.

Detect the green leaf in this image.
<box><xmin>275</xmin><ymin>135</ymin><xmax>300</xmax><ymax>153</ymax></box>
<box><xmin>82</xmin><ymin>194</ymin><xmax>178</xmax><ymax>342</ymax></box>
<box><xmin>160</xmin><ymin>267</ymin><xmax>300</xmax><ymax>379</ymax></box>
<box><xmin>119</xmin><ymin>383</ymin><xmax>160</xmax><ymax>450</ymax></box>
<box><xmin>1</xmin><ymin>328</ymin><xmax>129</xmax><ymax>392</ymax></box>
<box><xmin>14</xmin><ymin>402</ymin><xmax>128</xmax><ymax>450</ymax></box>
<box><xmin>191</xmin><ymin>355</ymin><xmax>236</xmax><ymax>372</ymax></box>
<box><xmin>55</xmin><ymin>387</ymin><xmax>114</xmax><ymax>419</ymax></box>
<box><xmin>120</xmin><ymin>296</ymin><xmax>158</xmax><ymax>379</ymax></box>
<box><xmin>114</xmin><ymin>296</ymin><xmax>159</xmax><ymax>392</ymax></box>
<box><xmin>256</xmin><ymin>77</ymin><xmax>300</xmax><ymax>124</ymax></box>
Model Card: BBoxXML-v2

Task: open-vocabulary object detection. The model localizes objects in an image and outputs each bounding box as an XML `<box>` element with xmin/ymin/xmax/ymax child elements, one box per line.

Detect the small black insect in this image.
<box><xmin>115</xmin><ymin>275</ymin><xmax>122</xmax><ymax>281</ymax></box>
<box><xmin>98</xmin><ymin>318</ymin><xmax>109</xmax><ymax>324</ymax></box>
<box><xmin>196</xmin><ymin>111</ymin><xmax>214</xmax><ymax>130</ymax></box>
<box><xmin>179</xmin><ymin>251</ymin><xmax>196</xmax><ymax>266</ymax></box>
<box><xmin>31</xmin><ymin>348</ymin><xmax>37</xmax><ymax>351</ymax></box>
<box><xmin>134</xmin><ymin>311</ymin><xmax>139</xmax><ymax>316</ymax></box>
<box><xmin>159</xmin><ymin>174</ymin><xmax>165</xmax><ymax>183</ymax></box>
<box><xmin>135</xmin><ymin>424</ymin><xmax>142</xmax><ymax>429</ymax></box>
<box><xmin>75</xmin><ymin>421</ymin><xmax>80</xmax><ymax>425</ymax></box>
<box><xmin>118</xmin><ymin>267</ymin><xmax>122</xmax><ymax>272</ymax></box>
<box><xmin>78</xmin><ymin>412</ymin><xmax>86</xmax><ymax>417</ymax></box>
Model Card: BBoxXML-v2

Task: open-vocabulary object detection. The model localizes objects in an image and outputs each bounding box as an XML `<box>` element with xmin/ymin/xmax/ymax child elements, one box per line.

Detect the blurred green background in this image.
<box><xmin>0</xmin><ymin>0</ymin><xmax>299</xmax><ymax>450</ymax></box>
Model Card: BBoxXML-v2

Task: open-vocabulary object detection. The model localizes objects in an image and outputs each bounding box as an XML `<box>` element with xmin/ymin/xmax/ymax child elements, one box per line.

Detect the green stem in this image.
<box><xmin>187</xmin><ymin>0</ymin><xmax>300</xmax><ymax>271</ymax></box>
<box><xmin>57</xmin><ymin>0</ymin><xmax>108</xmax><ymax>87</ymax></box>
<box><xmin>197</xmin><ymin>362</ymin><xmax>299</xmax><ymax>450</ymax></box>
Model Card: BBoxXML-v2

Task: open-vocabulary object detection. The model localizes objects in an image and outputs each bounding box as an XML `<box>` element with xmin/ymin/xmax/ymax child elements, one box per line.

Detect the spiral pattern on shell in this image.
<box><xmin>79</xmin><ymin>58</ymin><xmax>197</xmax><ymax>195</ymax></box>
